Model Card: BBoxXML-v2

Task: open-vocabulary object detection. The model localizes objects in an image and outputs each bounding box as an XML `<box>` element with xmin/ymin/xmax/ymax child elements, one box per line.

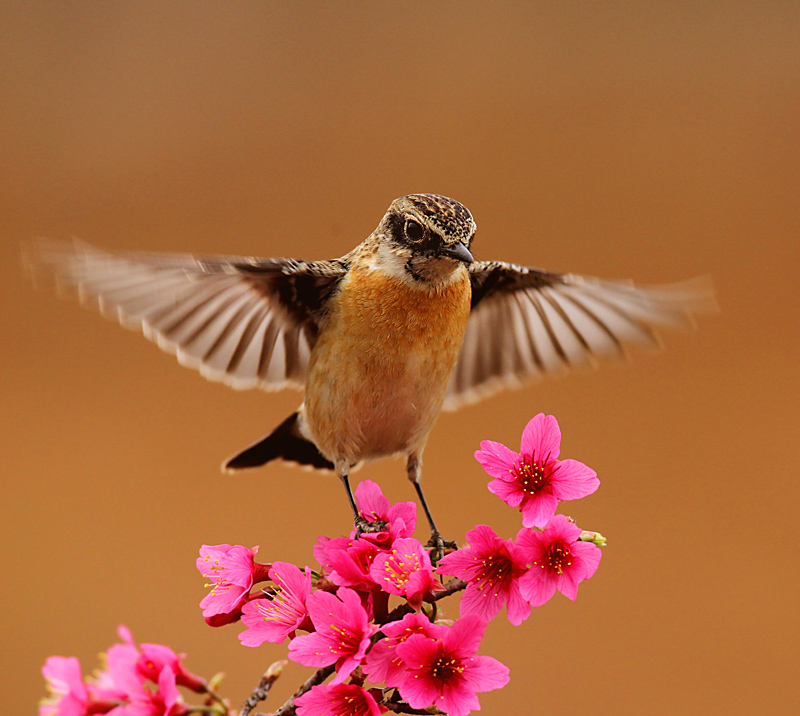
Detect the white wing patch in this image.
<box><xmin>443</xmin><ymin>274</ymin><xmax>715</xmax><ymax>411</ymax></box>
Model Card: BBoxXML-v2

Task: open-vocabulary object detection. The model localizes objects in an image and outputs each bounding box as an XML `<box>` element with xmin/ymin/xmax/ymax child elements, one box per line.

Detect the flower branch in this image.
<box><xmin>40</xmin><ymin>413</ymin><xmax>606</xmax><ymax>716</ymax></box>
<box><xmin>238</xmin><ymin>660</ymin><xmax>287</xmax><ymax>716</ymax></box>
<box><xmin>270</xmin><ymin>665</ymin><xmax>336</xmax><ymax>716</ymax></box>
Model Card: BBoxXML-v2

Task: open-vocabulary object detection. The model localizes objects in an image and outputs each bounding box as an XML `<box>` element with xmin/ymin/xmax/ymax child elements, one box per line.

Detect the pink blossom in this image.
<box><xmin>39</xmin><ymin>656</ymin><xmax>90</xmax><ymax>716</ymax></box>
<box><xmin>350</xmin><ymin>479</ymin><xmax>416</xmax><ymax>546</ymax></box>
<box><xmin>196</xmin><ymin>544</ymin><xmax>271</xmax><ymax>618</ymax></box>
<box><xmin>111</xmin><ymin>626</ymin><xmax>204</xmax><ymax>694</ymax></box>
<box><xmin>475</xmin><ymin>413</ymin><xmax>599</xmax><ymax>528</ymax></box>
<box><xmin>117</xmin><ymin>666</ymin><xmax>188</xmax><ymax>716</ymax></box>
<box><xmin>395</xmin><ymin>615</ymin><xmax>509</xmax><ymax>716</ymax></box>
<box><xmin>314</xmin><ymin>536</ymin><xmax>382</xmax><ymax>591</ymax></box>
<box><xmin>203</xmin><ymin>605</ymin><xmax>248</xmax><ymax>627</ymax></box>
<box><xmin>369</xmin><ymin>538</ymin><xmax>442</xmax><ymax>610</ymax></box>
<box><xmin>288</xmin><ymin>587</ymin><xmax>378</xmax><ymax>684</ymax></box>
<box><xmin>239</xmin><ymin>562</ymin><xmax>314</xmax><ymax>646</ymax></box>
<box><xmin>313</xmin><ymin>535</ymin><xmax>389</xmax><ymax>620</ymax></box>
<box><xmin>93</xmin><ymin>639</ymin><xmax>142</xmax><ymax>702</ymax></box>
<box><xmin>437</xmin><ymin>525</ymin><xmax>531</xmax><ymax>626</ymax></box>
<box><xmin>295</xmin><ymin>683</ymin><xmax>384</xmax><ymax>716</ymax></box>
<box><xmin>40</xmin><ymin>632</ymin><xmax>196</xmax><ymax>716</ymax></box>
<box><xmin>516</xmin><ymin>515</ymin><xmax>602</xmax><ymax>606</ymax></box>
<box><xmin>363</xmin><ymin>613</ymin><xmax>446</xmax><ymax>688</ymax></box>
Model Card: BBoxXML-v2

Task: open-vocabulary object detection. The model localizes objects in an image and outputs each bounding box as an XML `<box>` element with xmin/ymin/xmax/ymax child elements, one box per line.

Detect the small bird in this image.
<box><xmin>26</xmin><ymin>194</ymin><xmax>714</xmax><ymax>542</ymax></box>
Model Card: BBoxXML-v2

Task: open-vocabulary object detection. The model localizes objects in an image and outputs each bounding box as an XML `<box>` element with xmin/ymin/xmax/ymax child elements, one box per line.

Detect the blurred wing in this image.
<box><xmin>24</xmin><ymin>239</ymin><xmax>348</xmax><ymax>391</ymax></box>
<box><xmin>443</xmin><ymin>260</ymin><xmax>716</xmax><ymax>410</ymax></box>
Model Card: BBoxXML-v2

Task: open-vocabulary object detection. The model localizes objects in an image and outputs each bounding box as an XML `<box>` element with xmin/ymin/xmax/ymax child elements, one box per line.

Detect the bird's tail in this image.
<box><xmin>222</xmin><ymin>412</ymin><xmax>335</xmax><ymax>472</ymax></box>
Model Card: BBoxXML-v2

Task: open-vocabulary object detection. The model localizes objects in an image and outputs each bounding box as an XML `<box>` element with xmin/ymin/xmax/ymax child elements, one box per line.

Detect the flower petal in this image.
<box><xmin>398</xmin><ymin>661</ymin><xmax>440</xmax><ymax>708</ymax></box>
<box><xmin>487</xmin><ymin>477</ymin><xmax>525</xmax><ymax>507</ymax></box>
<box><xmin>444</xmin><ymin>615</ymin><xmax>486</xmax><ymax>658</ymax></box>
<box><xmin>295</xmin><ymin>684</ymin><xmax>383</xmax><ymax>716</ymax></box>
<box><xmin>437</xmin><ymin>546</ymin><xmax>480</xmax><ymax>579</ymax></box>
<box><xmin>396</xmin><ymin>633</ymin><xmax>441</xmax><ymax>670</ymax></box>
<box><xmin>549</xmin><ymin>459</ymin><xmax>600</xmax><ymax>500</ymax></box>
<box><xmin>288</xmin><ymin>632</ymin><xmax>338</xmax><ymax>668</ymax></box>
<box><xmin>520</xmin><ymin>492</ymin><xmax>559</xmax><ymax>528</ymax></box>
<box><xmin>474</xmin><ymin>440</ymin><xmax>520</xmax><ymax>479</ymax></box>
<box><xmin>520</xmin><ymin>413</ymin><xmax>561</xmax><ymax>460</ymax></box>
<box><xmin>504</xmin><ymin>583</ymin><xmax>532</xmax><ymax>626</ymax></box>
<box><xmin>461</xmin><ymin>654</ymin><xmax>511</xmax><ymax>692</ymax></box>
<box><xmin>460</xmin><ymin>581</ymin><xmax>504</xmax><ymax>623</ymax></box>
<box><xmin>519</xmin><ymin>568</ymin><xmax>558</xmax><ymax>607</ymax></box>
<box><xmin>354</xmin><ymin>479</ymin><xmax>391</xmax><ymax>519</ymax></box>
<box><xmin>386</xmin><ymin>501</ymin><xmax>417</xmax><ymax>538</ymax></box>
<box><xmin>514</xmin><ymin>527</ymin><xmax>546</xmax><ymax>563</ymax></box>
<box><xmin>543</xmin><ymin>514</ymin><xmax>583</xmax><ymax>542</ymax></box>
<box><xmin>464</xmin><ymin>524</ymin><xmax>503</xmax><ymax>553</ymax></box>
<box><xmin>438</xmin><ymin>682</ymin><xmax>481</xmax><ymax>716</ymax></box>
<box><xmin>571</xmin><ymin>540</ymin><xmax>603</xmax><ymax>581</ymax></box>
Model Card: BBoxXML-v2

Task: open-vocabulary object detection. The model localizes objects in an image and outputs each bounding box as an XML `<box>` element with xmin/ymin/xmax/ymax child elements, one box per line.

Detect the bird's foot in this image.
<box><xmin>426</xmin><ymin>531</ymin><xmax>458</xmax><ymax>563</ymax></box>
<box><xmin>354</xmin><ymin>516</ymin><xmax>389</xmax><ymax>537</ymax></box>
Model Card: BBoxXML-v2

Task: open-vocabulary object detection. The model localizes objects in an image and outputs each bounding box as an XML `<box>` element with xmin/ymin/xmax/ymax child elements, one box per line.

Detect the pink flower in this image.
<box><xmin>118</xmin><ymin>666</ymin><xmax>189</xmax><ymax>716</ymax></box>
<box><xmin>369</xmin><ymin>538</ymin><xmax>442</xmax><ymax>610</ymax></box>
<box><xmin>395</xmin><ymin>615</ymin><xmax>509</xmax><ymax>716</ymax></box>
<box><xmin>40</xmin><ymin>631</ymin><xmax>197</xmax><ymax>716</ymax></box>
<box><xmin>314</xmin><ymin>536</ymin><xmax>382</xmax><ymax>591</ymax></box>
<box><xmin>239</xmin><ymin>562</ymin><xmax>314</xmax><ymax>646</ymax></box>
<box><xmin>350</xmin><ymin>479</ymin><xmax>416</xmax><ymax>546</ymax></box>
<box><xmin>39</xmin><ymin>656</ymin><xmax>90</xmax><ymax>716</ymax></box>
<box><xmin>516</xmin><ymin>515</ymin><xmax>602</xmax><ymax>606</ymax></box>
<box><xmin>94</xmin><ymin>627</ymin><xmax>144</xmax><ymax>701</ymax></box>
<box><xmin>295</xmin><ymin>683</ymin><xmax>384</xmax><ymax>716</ymax></box>
<box><xmin>288</xmin><ymin>587</ymin><xmax>378</xmax><ymax>684</ymax></box>
<box><xmin>363</xmin><ymin>613</ymin><xmax>446</xmax><ymax>688</ymax></box>
<box><xmin>196</xmin><ymin>544</ymin><xmax>271</xmax><ymax>618</ymax></box>
<box><xmin>113</xmin><ymin>626</ymin><xmax>205</xmax><ymax>694</ymax></box>
<box><xmin>475</xmin><ymin>413</ymin><xmax>599</xmax><ymax>528</ymax></box>
<box><xmin>437</xmin><ymin>525</ymin><xmax>531</xmax><ymax>626</ymax></box>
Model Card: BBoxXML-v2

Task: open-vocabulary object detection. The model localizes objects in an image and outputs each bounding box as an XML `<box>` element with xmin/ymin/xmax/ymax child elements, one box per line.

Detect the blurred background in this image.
<box><xmin>2</xmin><ymin>2</ymin><xmax>799</xmax><ymax>714</ymax></box>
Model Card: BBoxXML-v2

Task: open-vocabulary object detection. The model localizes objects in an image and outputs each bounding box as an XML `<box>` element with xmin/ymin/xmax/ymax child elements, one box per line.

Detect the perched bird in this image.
<box><xmin>25</xmin><ymin>194</ymin><xmax>714</xmax><ymax>542</ymax></box>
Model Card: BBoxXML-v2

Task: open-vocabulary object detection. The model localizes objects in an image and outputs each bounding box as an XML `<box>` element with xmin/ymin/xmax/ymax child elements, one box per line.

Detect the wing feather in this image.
<box><xmin>443</xmin><ymin>262</ymin><xmax>715</xmax><ymax>410</ymax></box>
<box><xmin>24</xmin><ymin>238</ymin><xmax>347</xmax><ymax>392</ymax></box>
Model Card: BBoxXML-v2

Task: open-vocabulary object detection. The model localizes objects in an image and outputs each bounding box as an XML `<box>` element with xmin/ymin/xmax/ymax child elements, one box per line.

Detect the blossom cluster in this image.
<box><xmin>39</xmin><ymin>626</ymin><xmax>208</xmax><ymax>716</ymax></box>
<box><xmin>196</xmin><ymin>413</ymin><xmax>604</xmax><ymax>716</ymax></box>
<box><xmin>40</xmin><ymin>413</ymin><xmax>605</xmax><ymax>716</ymax></box>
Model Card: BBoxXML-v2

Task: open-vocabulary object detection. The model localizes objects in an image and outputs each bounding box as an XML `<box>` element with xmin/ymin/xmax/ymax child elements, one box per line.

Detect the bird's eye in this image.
<box><xmin>405</xmin><ymin>219</ymin><xmax>424</xmax><ymax>241</ymax></box>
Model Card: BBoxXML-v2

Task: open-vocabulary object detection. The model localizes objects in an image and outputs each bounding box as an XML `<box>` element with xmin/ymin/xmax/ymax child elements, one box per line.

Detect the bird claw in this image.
<box><xmin>354</xmin><ymin>516</ymin><xmax>389</xmax><ymax>537</ymax></box>
<box><xmin>426</xmin><ymin>531</ymin><xmax>457</xmax><ymax>562</ymax></box>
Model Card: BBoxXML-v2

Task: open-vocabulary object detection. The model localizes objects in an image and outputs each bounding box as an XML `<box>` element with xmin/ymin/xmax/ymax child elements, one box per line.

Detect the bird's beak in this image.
<box><xmin>439</xmin><ymin>242</ymin><xmax>474</xmax><ymax>264</ymax></box>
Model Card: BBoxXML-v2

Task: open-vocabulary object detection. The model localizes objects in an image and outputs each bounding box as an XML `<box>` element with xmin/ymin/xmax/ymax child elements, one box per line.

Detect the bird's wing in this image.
<box><xmin>24</xmin><ymin>239</ymin><xmax>349</xmax><ymax>391</ymax></box>
<box><xmin>442</xmin><ymin>260</ymin><xmax>716</xmax><ymax>411</ymax></box>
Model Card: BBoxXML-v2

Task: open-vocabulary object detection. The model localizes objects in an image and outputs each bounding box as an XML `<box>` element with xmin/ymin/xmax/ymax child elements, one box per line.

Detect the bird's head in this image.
<box><xmin>375</xmin><ymin>194</ymin><xmax>476</xmax><ymax>283</ymax></box>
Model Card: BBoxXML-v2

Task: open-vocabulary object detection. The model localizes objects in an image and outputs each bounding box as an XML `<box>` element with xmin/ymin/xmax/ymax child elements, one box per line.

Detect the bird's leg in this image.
<box><xmin>406</xmin><ymin>454</ymin><xmax>457</xmax><ymax>559</ymax></box>
<box><xmin>337</xmin><ymin>460</ymin><xmax>386</xmax><ymax>536</ymax></box>
<box><xmin>336</xmin><ymin>460</ymin><xmax>360</xmax><ymax>520</ymax></box>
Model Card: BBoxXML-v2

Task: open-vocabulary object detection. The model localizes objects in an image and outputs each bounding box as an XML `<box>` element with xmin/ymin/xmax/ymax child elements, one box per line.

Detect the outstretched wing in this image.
<box><xmin>442</xmin><ymin>260</ymin><xmax>716</xmax><ymax>410</ymax></box>
<box><xmin>24</xmin><ymin>239</ymin><xmax>349</xmax><ymax>391</ymax></box>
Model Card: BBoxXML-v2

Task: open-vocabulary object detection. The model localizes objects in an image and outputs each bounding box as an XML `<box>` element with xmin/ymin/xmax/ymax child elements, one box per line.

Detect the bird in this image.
<box><xmin>25</xmin><ymin>193</ymin><xmax>715</xmax><ymax>543</ymax></box>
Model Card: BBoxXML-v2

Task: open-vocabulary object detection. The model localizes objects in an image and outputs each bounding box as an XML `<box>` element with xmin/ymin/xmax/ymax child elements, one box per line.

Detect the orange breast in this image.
<box><xmin>304</xmin><ymin>263</ymin><xmax>472</xmax><ymax>464</ymax></box>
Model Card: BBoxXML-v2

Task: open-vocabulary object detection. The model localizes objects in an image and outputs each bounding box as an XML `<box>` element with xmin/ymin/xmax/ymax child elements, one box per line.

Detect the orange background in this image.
<box><xmin>2</xmin><ymin>3</ymin><xmax>799</xmax><ymax>714</ymax></box>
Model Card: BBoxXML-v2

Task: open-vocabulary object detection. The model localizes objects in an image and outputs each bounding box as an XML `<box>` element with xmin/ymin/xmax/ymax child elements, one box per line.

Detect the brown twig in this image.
<box><xmin>384</xmin><ymin>577</ymin><xmax>467</xmax><ymax>623</ymax></box>
<box><xmin>431</xmin><ymin>577</ymin><xmax>466</xmax><ymax>601</ymax></box>
<box><xmin>270</xmin><ymin>665</ymin><xmax>336</xmax><ymax>716</ymax></box>
<box><xmin>238</xmin><ymin>661</ymin><xmax>287</xmax><ymax>716</ymax></box>
<box><xmin>382</xmin><ymin>702</ymin><xmax>438</xmax><ymax>714</ymax></box>
<box><xmin>200</xmin><ymin>681</ymin><xmax>230</xmax><ymax>712</ymax></box>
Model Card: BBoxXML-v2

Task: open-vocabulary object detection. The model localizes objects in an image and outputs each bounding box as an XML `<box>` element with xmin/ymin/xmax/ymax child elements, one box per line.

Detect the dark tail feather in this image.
<box><xmin>223</xmin><ymin>412</ymin><xmax>335</xmax><ymax>472</ymax></box>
